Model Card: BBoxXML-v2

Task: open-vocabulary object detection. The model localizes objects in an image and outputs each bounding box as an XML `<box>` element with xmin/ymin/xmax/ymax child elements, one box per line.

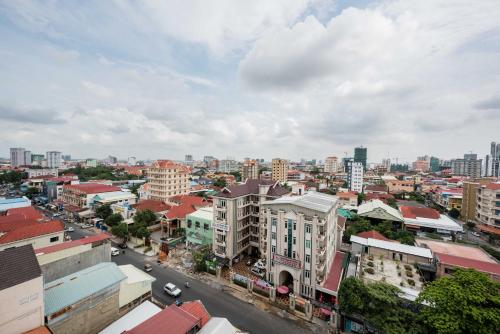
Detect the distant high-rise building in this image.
<box><xmin>347</xmin><ymin>161</ymin><xmax>363</xmax><ymax>193</ymax></box>
<box><xmin>271</xmin><ymin>158</ymin><xmax>288</xmax><ymax>183</ymax></box>
<box><xmin>354</xmin><ymin>146</ymin><xmax>367</xmax><ymax>171</ymax></box>
<box><xmin>61</xmin><ymin>154</ymin><xmax>71</xmax><ymax>161</ymax></box>
<box><xmin>342</xmin><ymin>157</ymin><xmax>353</xmax><ymax>172</ymax></box>
<box><xmin>46</xmin><ymin>151</ymin><xmax>61</xmax><ymax>168</ymax></box>
<box><xmin>430</xmin><ymin>157</ymin><xmax>440</xmax><ymax>172</ymax></box>
<box><xmin>486</xmin><ymin>141</ymin><xmax>500</xmax><ymax>177</ymax></box>
<box><xmin>127</xmin><ymin>156</ymin><xmax>136</xmax><ymax>166</ymax></box>
<box><xmin>23</xmin><ymin>150</ymin><xmax>32</xmax><ymax>166</ymax></box>
<box><xmin>185</xmin><ymin>155</ymin><xmax>193</xmax><ymax>162</ymax></box>
<box><xmin>31</xmin><ymin>154</ymin><xmax>45</xmax><ymax>166</ymax></box>
<box><xmin>218</xmin><ymin>159</ymin><xmax>239</xmax><ymax>173</ymax></box>
<box><xmin>10</xmin><ymin>148</ymin><xmax>26</xmax><ymax>167</ymax></box>
<box><xmin>241</xmin><ymin>159</ymin><xmax>259</xmax><ymax>180</ymax></box>
<box><xmin>382</xmin><ymin>158</ymin><xmax>391</xmax><ymax>172</ymax></box>
<box><xmin>324</xmin><ymin>156</ymin><xmax>339</xmax><ymax>173</ymax></box>
<box><xmin>451</xmin><ymin>154</ymin><xmax>482</xmax><ymax>178</ymax></box>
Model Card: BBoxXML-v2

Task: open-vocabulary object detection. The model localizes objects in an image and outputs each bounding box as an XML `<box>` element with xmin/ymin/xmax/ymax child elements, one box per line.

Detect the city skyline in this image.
<box><xmin>1</xmin><ymin>1</ymin><xmax>500</xmax><ymax>162</ymax></box>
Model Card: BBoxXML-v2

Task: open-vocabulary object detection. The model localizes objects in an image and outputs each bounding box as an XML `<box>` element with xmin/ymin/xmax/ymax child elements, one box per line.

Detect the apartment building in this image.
<box><xmin>324</xmin><ymin>156</ymin><xmax>339</xmax><ymax>174</ymax></box>
<box><xmin>10</xmin><ymin>147</ymin><xmax>26</xmax><ymax>167</ymax></box>
<box><xmin>271</xmin><ymin>158</ymin><xmax>288</xmax><ymax>183</ymax></box>
<box><xmin>451</xmin><ymin>154</ymin><xmax>482</xmax><ymax>178</ymax></box>
<box><xmin>261</xmin><ymin>192</ymin><xmax>344</xmax><ymax>298</ymax></box>
<box><xmin>461</xmin><ymin>179</ymin><xmax>494</xmax><ymax>223</ymax></box>
<box><xmin>61</xmin><ymin>183</ymin><xmax>122</xmax><ymax>208</ymax></box>
<box><xmin>241</xmin><ymin>159</ymin><xmax>259</xmax><ymax>180</ymax></box>
<box><xmin>476</xmin><ymin>183</ymin><xmax>500</xmax><ymax>228</ymax></box>
<box><xmin>385</xmin><ymin>179</ymin><xmax>415</xmax><ymax>194</ymax></box>
<box><xmin>347</xmin><ymin>161</ymin><xmax>363</xmax><ymax>193</ymax></box>
<box><xmin>46</xmin><ymin>151</ymin><xmax>61</xmax><ymax>168</ymax></box>
<box><xmin>212</xmin><ymin>179</ymin><xmax>290</xmax><ymax>264</ymax></box>
<box><xmin>146</xmin><ymin>160</ymin><xmax>190</xmax><ymax>201</ymax></box>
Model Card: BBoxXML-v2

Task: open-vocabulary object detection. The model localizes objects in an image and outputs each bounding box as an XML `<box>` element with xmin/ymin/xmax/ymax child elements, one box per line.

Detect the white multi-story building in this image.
<box><xmin>147</xmin><ymin>160</ymin><xmax>190</xmax><ymax>201</ymax></box>
<box><xmin>46</xmin><ymin>151</ymin><xmax>61</xmax><ymax>168</ymax></box>
<box><xmin>10</xmin><ymin>147</ymin><xmax>26</xmax><ymax>167</ymax></box>
<box><xmin>241</xmin><ymin>159</ymin><xmax>259</xmax><ymax>180</ymax></box>
<box><xmin>324</xmin><ymin>156</ymin><xmax>339</xmax><ymax>173</ymax></box>
<box><xmin>262</xmin><ymin>192</ymin><xmax>344</xmax><ymax>298</ymax></box>
<box><xmin>212</xmin><ymin>179</ymin><xmax>290</xmax><ymax>263</ymax></box>
<box><xmin>347</xmin><ymin>161</ymin><xmax>363</xmax><ymax>193</ymax></box>
<box><xmin>128</xmin><ymin>156</ymin><xmax>137</xmax><ymax>166</ymax></box>
<box><xmin>218</xmin><ymin>159</ymin><xmax>239</xmax><ymax>173</ymax></box>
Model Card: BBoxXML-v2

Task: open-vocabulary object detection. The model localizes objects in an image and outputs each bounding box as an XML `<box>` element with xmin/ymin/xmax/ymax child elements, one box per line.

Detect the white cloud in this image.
<box><xmin>81</xmin><ymin>81</ymin><xmax>114</xmax><ymax>98</ymax></box>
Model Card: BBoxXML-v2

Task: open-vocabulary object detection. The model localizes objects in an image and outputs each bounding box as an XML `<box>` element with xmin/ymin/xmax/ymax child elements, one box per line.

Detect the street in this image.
<box><xmin>111</xmin><ymin>248</ymin><xmax>313</xmax><ymax>334</ymax></box>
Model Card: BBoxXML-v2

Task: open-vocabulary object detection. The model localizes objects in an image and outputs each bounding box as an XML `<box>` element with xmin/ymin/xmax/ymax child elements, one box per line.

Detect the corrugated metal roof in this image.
<box><xmin>350</xmin><ymin>236</ymin><xmax>433</xmax><ymax>258</ymax></box>
<box><xmin>44</xmin><ymin>262</ymin><xmax>126</xmax><ymax>315</ymax></box>
<box><xmin>263</xmin><ymin>191</ymin><xmax>338</xmax><ymax>213</ymax></box>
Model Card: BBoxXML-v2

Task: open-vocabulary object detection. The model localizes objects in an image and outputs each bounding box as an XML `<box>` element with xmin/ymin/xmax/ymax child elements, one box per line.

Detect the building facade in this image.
<box><xmin>354</xmin><ymin>147</ymin><xmax>367</xmax><ymax>171</ymax></box>
<box><xmin>271</xmin><ymin>158</ymin><xmax>288</xmax><ymax>183</ymax></box>
<box><xmin>241</xmin><ymin>159</ymin><xmax>259</xmax><ymax>180</ymax></box>
<box><xmin>186</xmin><ymin>207</ymin><xmax>214</xmax><ymax>248</ymax></box>
<box><xmin>212</xmin><ymin>179</ymin><xmax>290</xmax><ymax>263</ymax></box>
<box><xmin>262</xmin><ymin>192</ymin><xmax>343</xmax><ymax>298</ymax></box>
<box><xmin>451</xmin><ymin>154</ymin><xmax>482</xmax><ymax>178</ymax></box>
<box><xmin>46</xmin><ymin>151</ymin><xmax>61</xmax><ymax>168</ymax></box>
<box><xmin>146</xmin><ymin>160</ymin><xmax>190</xmax><ymax>201</ymax></box>
<box><xmin>324</xmin><ymin>156</ymin><xmax>339</xmax><ymax>174</ymax></box>
<box><xmin>476</xmin><ymin>183</ymin><xmax>500</xmax><ymax>227</ymax></box>
<box><xmin>347</xmin><ymin>161</ymin><xmax>363</xmax><ymax>193</ymax></box>
<box><xmin>61</xmin><ymin>183</ymin><xmax>122</xmax><ymax>208</ymax></box>
<box><xmin>10</xmin><ymin>147</ymin><xmax>26</xmax><ymax>167</ymax></box>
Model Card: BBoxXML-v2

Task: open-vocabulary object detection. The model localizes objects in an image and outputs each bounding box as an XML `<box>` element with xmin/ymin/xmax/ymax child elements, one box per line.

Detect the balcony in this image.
<box><xmin>317</xmin><ymin>234</ymin><xmax>326</xmax><ymax>248</ymax></box>
<box><xmin>317</xmin><ymin>248</ymin><xmax>326</xmax><ymax>262</ymax></box>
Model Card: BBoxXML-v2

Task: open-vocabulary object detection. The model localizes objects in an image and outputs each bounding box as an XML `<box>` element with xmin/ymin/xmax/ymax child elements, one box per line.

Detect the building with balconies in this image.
<box><xmin>476</xmin><ymin>182</ymin><xmax>500</xmax><ymax>228</ymax></box>
<box><xmin>261</xmin><ymin>192</ymin><xmax>344</xmax><ymax>299</ymax></box>
<box><xmin>211</xmin><ymin>179</ymin><xmax>290</xmax><ymax>264</ymax></box>
<box><xmin>146</xmin><ymin>160</ymin><xmax>190</xmax><ymax>201</ymax></box>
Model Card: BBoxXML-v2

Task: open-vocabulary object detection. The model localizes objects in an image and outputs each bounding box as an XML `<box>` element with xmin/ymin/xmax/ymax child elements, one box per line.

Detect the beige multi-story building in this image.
<box><xmin>212</xmin><ymin>179</ymin><xmax>290</xmax><ymax>263</ymax></box>
<box><xmin>476</xmin><ymin>182</ymin><xmax>500</xmax><ymax>227</ymax></box>
<box><xmin>262</xmin><ymin>192</ymin><xmax>344</xmax><ymax>298</ymax></box>
<box><xmin>271</xmin><ymin>158</ymin><xmax>288</xmax><ymax>183</ymax></box>
<box><xmin>61</xmin><ymin>183</ymin><xmax>122</xmax><ymax>208</ymax></box>
<box><xmin>324</xmin><ymin>156</ymin><xmax>339</xmax><ymax>174</ymax></box>
<box><xmin>461</xmin><ymin>179</ymin><xmax>494</xmax><ymax>223</ymax></box>
<box><xmin>241</xmin><ymin>159</ymin><xmax>259</xmax><ymax>180</ymax></box>
<box><xmin>147</xmin><ymin>160</ymin><xmax>190</xmax><ymax>201</ymax></box>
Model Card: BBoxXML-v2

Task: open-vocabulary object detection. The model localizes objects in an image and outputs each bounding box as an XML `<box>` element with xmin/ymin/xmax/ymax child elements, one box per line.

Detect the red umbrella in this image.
<box><xmin>277</xmin><ymin>286</ymin><xmax>289</xmax><ymax>294</ymax></box>
<box><xmin>321</xmin><ymin>308</ymin><xmax>331</xmax><ymax>316</ymax></box>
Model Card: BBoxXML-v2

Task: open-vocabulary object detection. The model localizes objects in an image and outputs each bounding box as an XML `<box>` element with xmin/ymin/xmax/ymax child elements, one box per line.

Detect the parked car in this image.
<box><xmin>251</xmin><ymin>267</ymin><xmax>266</xmax><ymax>278</ymax></box>
<box><xmin>65</xmin><ymin>227</ymin><xmax>75</xmax><ymax>232</ymax></box>
<box><xmin>144</xmin><ymin>263</ymin><xmax>152</xmax><ymax>272</ymax></box>
<box><xmin>111</xmin><ymin>247</ymin><xmax>120</xmax><ymax>256</ymax></box>
<box><xmin>81</xmin><ymin>224</ymin><xmax>93</xmax><ymax>229</ymax></box>
<box><xmin>164</xmin><ymin>283</ymin><xmax>182</xmax><ymax>297</ymax></box>
<box><xmin>471</xmin><ymin>231</ymin><xmax>481</xmax><ymax>237</ymax></box>
<box><xmin>253</xmin><ymin>259</ymin><xmax>266</xmax><ymax>270</ymax></box>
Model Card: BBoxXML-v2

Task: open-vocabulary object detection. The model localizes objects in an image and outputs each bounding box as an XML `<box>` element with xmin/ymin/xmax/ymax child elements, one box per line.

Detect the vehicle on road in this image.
<box><xmin>164</xmin><ymin>283</ymin><xmax>182</xmax><ymax>297</ymax></box>
<box><xmin>65</xmin><ymin>227</ymin><xmax>75</xmax><ymax>232</ymax></box>
<box><xmin>53</xmin><ymin>213</ymin><xmax>63</xmax><ymax>218</ymax></box>
<box><xmin>175</xmin><ymin>299</ymin><xmax>183</xmax><ymax>306</ymax></box>
<box><xmin>111</xmin><ymin>247</ymin><xmax>120</xmax><ymax>256</ymax></box>
<box><xmin>471</xmin><ymin>231</ymin><xmax>481</xmax><ymax>237</ymax></box>
<box><xmin>251</xmin><ymin>267</ymin><xmax>266</xmax><ymax>278</ymax></box>
<box><xmin>144</xmin><ymin>263</ymin><xmax>152</xmax><ymax>272</ymax></box>
<box><xmin>80</xmin><ymin>223</ymin><xmax>93</xmax><ymax>229</ymax></box>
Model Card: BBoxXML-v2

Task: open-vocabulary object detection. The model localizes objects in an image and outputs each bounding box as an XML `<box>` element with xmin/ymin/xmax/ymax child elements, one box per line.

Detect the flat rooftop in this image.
<box><xmin>415</xmin><ymin>239</ymin><xmax>496</xmax><ymax>263</ymax></box>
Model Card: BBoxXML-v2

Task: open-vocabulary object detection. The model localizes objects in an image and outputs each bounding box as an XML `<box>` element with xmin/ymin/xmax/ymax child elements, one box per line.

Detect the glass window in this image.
<box><xmin>50</xmin><ymin>236</ymin><xmax>59</xmax><ymax>243</ymax></box>
<box><xmin>293</xmin><ymin>222</ymin><xmax>296</xmax><ymax>231</ymax></box>
<box><xmin>305</xmin><ymin>224</ymin><xmax>311</xmax><ymax>233</ymax></box>
<box><xmin>292</xmin><ymin>251</ymin><xmax>296</xmax><ymax>258</ymax></box>
<box><xmin>305</xmin><ymin>240</ymin><xmax>311</xmax><ymax>249</ymax></box>
<box><xmin>284</xmin><ymin>249</ymin><xmax>287</xmax><ymax>256</ymax></box>
<box><xmin>195</xmin><ymin>221</ymin><xmax>200</xmax><ymax>228</ymax></box>
<box><xmin>272</xmin><ymin>232</ymin><xmax>276</xmax><ymax>240</ymax></box>
<box><xmin>293</xmin><ymin>237</ymin><xmax>296</xmax><ymax>245</ymax></box>
<box><xmin>271</xmin><ymin>218</ymin><xmax>277</xmax><ymax>226</ymax></box>
<box><xmin>187</xmin><ymin>220</ymin><xmax>192</xmax><ymax>228</ymax></box>
<box><xmin>284</xmin><ymin>235</ymin><xmax>287</xmax><ymax>242</ymax></box>
<box><xmin>305</xmin><ymin>270</ymin><xmax>310</xmax><ymax>278</ymax></box>
<box><xmin>285</xmin><ymin>221</ymin><xmax>287</xmax><ymax>229</ymax></box>
<box><xmin>204</xmin><ymin>223</ymin><xmax>209</xmax><ymax>230</ymax></box>
<box><xmin>305</xmin><ymin>254</ymin><xmax>311</xmax><ymax>263</ymax></box>
<box><xmin>271</xmin><ymin>245</ymin><xmax>276</xmax><ymax>253</ymax></box>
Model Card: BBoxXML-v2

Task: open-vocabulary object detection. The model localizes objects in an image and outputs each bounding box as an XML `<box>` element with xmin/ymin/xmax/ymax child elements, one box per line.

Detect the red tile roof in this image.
<box><xmin>323</xmin><ymin>252</ymin><xmax>346</xmax><ymax>293</ymax></box>
<box><xmin>35</xmin><ymin>233</ymin><xmax>111</xmax><ymax>254</ymax></box>
<box><xmin>6</xmin><ymin>206</ymin><xmax>43</xmax><ymax>220</ymax></box>
<box><xmin>150</xmin><ymin>160</ymin><xmax>191</xmax><ymax>173</ymax></box>
<box><xmin>485</xmin><ymin>183</ymin><xmax>500</xmax><ymax>190</ymax></box>
<box><xmin>23</xmin><ymin>326</ymin><xmax>51</xmax><ymax>334</ymax></box>
<box><xmin>0</xmin><ymin>220</ymin><xmax>64</xmax><ymax>246</ymax></box>
<box><xmin>477</xmin><ymin>224</ymin><xmax>500</xmax><ymax>236</ymax></box>
<box><xmin>170</xmin><ymin>195</ymin><xmax>206</xmax><ymax>207</ymax></box>
<box><xmin>133</xmin><ymin>200</ymin><xmax>171</xmax><ymax>213</ymax></box>
<box><xmin>180</xmin><ymin>300</ymin><xmax>211</xmax><ymax>327</ymax></box>
<box><xmin>338</xmin><ymin>191</ymin><xmax>357</xmax><ymax>198</ymax></box>
<box><xmin>400</xmin><ymin>206</ymin><xmax>440</xmax><ymax>219</ymax></box>
<box><xmin>365</xmin><ymin>193</ymin><xmax>394</xmax><ymax>203</ymax></box>
<box><xmin>123</xmin><ymin>304</ymin><xmax>199</xmax><ymax>334</ymax></box>
<box><xmin>364</xmin><ymin>185</ymin><xmax>388</xmax><ymax>193</ymax></box>
<box><xmin>356</xmin><ymin>230</ymin><xmax>392</xmax><ymax>242</ymax></box>
<box><xmin>63</xmin><ymin>183</ymin><xmax>121</xmax><ymax>194</ymax></box>
<box><xmin>164</xmin><ymin>204</ymin><xmax>199</xmax><ymax>220</ymax></box>
<box><xmin>436</xmin><ymin>252</ymin><xmax>500</xmax><ymax>276</ymax></box>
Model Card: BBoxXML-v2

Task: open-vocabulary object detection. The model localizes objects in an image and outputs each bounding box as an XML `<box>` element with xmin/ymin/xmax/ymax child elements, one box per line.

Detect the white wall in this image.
<box><xmin>0</xmin><ymin>231</ymin><xmax>64</xmax><ymax>251</ymax></box>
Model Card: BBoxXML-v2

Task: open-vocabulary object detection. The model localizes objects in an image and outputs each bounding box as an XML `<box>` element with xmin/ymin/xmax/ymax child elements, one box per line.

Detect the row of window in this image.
<box><xmin>187</xmin><ymin>220</ymin><xmax>210</xmax><ymax>230</ymax></box>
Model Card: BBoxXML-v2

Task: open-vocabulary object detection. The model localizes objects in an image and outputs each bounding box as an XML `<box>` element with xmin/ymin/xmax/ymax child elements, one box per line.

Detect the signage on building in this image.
<box><xmin>273</xmin><ymin>254</ymin><xmax>301</xmax><ymax>269</ymax></box>
<box><xmin>212</xmin><ymin>222</ymin><xmax>230</xmax><ymax>231</ymax></box>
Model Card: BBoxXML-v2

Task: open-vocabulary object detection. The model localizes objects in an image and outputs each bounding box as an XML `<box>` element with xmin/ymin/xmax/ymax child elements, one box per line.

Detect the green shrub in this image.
<box><xmin>364</xmin><ymin>268</ymin><xmax>375</xmax><ymax>274</ymax></box>
<box><xmin>404</xmin><ymin>264</ymin><xmax>412</xmax><ymax>271</ymax></box>
<box><xmin>406</xmin><ymin>271</ymin><xmax>413</xmax><ymax>278</ymax></box>
<box><xmin>407</xmin><ymin>279</ymin><xmax>415</xmax><ymax>286</ymax></box>
<box><xmin>367</xmin><ymin>261</ymin><xmax>374</xmax><ymax>267</ymax></box>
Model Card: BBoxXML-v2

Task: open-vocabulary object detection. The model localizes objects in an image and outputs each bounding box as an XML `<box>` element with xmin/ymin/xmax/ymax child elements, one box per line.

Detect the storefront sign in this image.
<box><xmin>212</xmin><ymin>222</ymin><xmax>230</xmax><ymax>231</ymax></box>
<box><xmin>273</xmin><ymin>254</ymin><xmax>301</xmax><ymax>269</ymax></box>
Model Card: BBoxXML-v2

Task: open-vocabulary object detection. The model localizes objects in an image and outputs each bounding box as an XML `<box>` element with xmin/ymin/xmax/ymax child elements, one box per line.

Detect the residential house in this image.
<box><xmin>162</xmin><ymin>195</ymin><xmax>210</xmax><ymax>237</ymax></box>
<box><xmin>400</xmin><ymin>206</ymin><xmax>462</xmax><ymax>235</ymax></box>
<box><xmin>385</xmin><ymin>180</ymin><xmax>415</xmax><ymax>194</ymax></box>
<box><xmin>357</xmin><ymin>199</ymin><xmax>404</xmax><ymax>223</ymax></box>
<box><xmin>118</xmin><ymin>265</ymin><xmax>156</xmax><ymax>310</ymax></box>
<box><xmin>0</xmin><ymin>245</ymin><xmax>44</xmax><ymax>334</ymax></box>
<box><xmin>186</xmin><ymin>207</ymin><xmax>214</xmax><ymax>248</ymax></box>
<box><xmin>60</xmin><ymin>183</ymin><xmax>122</xmax><ymax>209</ymax></box>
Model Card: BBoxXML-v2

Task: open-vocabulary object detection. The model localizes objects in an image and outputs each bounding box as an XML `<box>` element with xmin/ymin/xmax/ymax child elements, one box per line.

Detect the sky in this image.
<box><xmin>0</xmin><ymin>0</ymin><xmax>499</xmax><ymax>164</ymax></box>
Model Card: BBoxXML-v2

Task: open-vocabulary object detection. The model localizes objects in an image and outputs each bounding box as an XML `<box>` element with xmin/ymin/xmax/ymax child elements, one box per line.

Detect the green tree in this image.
<box><xmin>466</xmin><ymin>221</ymin><xmax>476</xmax><ymax>229</ymax></box>
<box><xmin>230</xmin><ymin>171</ymin><xmax>241</xmax><ymax>182</ymax></box>
<box><xmin>213</xmin><ymin>177</ymin><xmax>227</xmax><ymax>187</ymax></box>
<box><xmin>25</xmin><ymin>187</ymin><xmax>39</xmax><ymax>199</ymax></box>
<box><xmin>135</xmin><ymin>225</ymin><xmax>151</xmax><ymax>239</ymax></box>
<box><xmin>104</xmin><ymin>213</ymin><xmax>123</xmax><ymax>227</ymax></box>
<box><xmin>395</xmin><ymin>230</ymin><xmax>415</xmax><ymax>245</ymax></box>
<box><xmin>417</xmin><ymin>269</ymin><xmax>500</xmax><ymax>334</ymax></box>
<box><xmin>95</xmin><ymin>204</ymin><xmax>112</xmax><ymax>220</ymax></box>
<box><xmin>192</xmin><ymin>245</ymin><xmax>211</xmax><ymax>272</ymax></box>
<box><xmin>387</xmin><ymin>197</ymin><xmax>398</xmax><ymax>209</ymax></box>
<box><xmin>448</xmin><ymin>208</ymin><xmax>460</xmax><ymax>219</ymax></box>
<box><xmin>357</xmin><ymin>192</ymin><xmax>366</xmax><ymax>205</ymax></box>
<box><xmin>130</xmin><ymin>183</ymin><xmax>140</xmax><ymax>196</ymax></box>
<box><xmin>133</xmin><ymin>209</ymin><xmax>157</xmax><ymax>226</ymax></box>
<box><xmin>111</xmin><ymin>223</ymin><xmax>129</xmax><ymax>241</ymax></box>
<box><xmin>0</xmin><ymin>170</ymin><xmax>25</xmax><ymax>184</ymax></box>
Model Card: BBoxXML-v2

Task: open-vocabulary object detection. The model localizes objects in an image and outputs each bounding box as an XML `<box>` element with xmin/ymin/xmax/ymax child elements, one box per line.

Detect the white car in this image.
<box><xmin>111</xmin><ymin>247</ymin><xmax>120</xmax><ymax>256</ymax></box>
<box><xmin>164</xmin><ymin>283</ymin><xmax>182</xmax><ymax>297</ymax></box>
<box><xmin>471</xmin><ymin>232</ymin><xmax>481</xmax><ymax>237</ymax></box>
<box><xmin>253</xmin><ymin>259</ymin><xmax>266</xmax><ymax>270</ymax></box>
<box><xmin>65</xmin><ymin>227</ymin><xmax>75</xmax><ymax>232</ymax></box>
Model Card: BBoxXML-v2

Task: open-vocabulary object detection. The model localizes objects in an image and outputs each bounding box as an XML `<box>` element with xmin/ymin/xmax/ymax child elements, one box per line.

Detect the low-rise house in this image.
<box><xmin>186</xmin><ymin>207</ymin><xmax>214</xmax><ymax>248</ymax></box>
<box><xmin>364</xmin><ymin>192</ymin><xmax>394</xmax><ymax>203</ymax></box>
<box><xmin>99</xmin><ymin>301</ymin><xmax>162</xmax><ymax>334</ymax></box>
<box><xmin>60</xmin><ymin>183</ymin><xmax>122</xmax><ymax>209</ymax></box>
<box><xmin>35</xmin><ymin>233</ymin><xmax>112</xmax><ymax>282</ymax></box>
<box><xmin>0</xmin><ymin>245</ymin><xmax>44</xmax><ymax>334</ymax></box>
<box><xmin>336</xmin><ymin>191</ymin><xmax>358</xmax><ymax>207</ymax></box>
<box><xmin>357</xmin><ymin>199</ymin><xmax>404</xmax><ymax>223</ymax></box>
<box><xmin>162</xmin><ymin>195</ymin><xmax>210</xmax><ymax>237</ymax></box>
<box><xmin>385</xmin><ymin>180</ymin><xmax>415</xmax><ymax>194</ymax></box>
<box><xmin>44</xmin><ymin>262</ymin><xmax>126</xmax><ymax>334</ymax></box>
<box><xmin>198</xmin><ymin>318</ymin><xmax>238</xmax><ymax>334</ymax></box>
<box><xmin>363</xmin><ymin>185</ymin><xmax>388</xmax><ymax>194</ymax></box>
<box><xmin>431</xmin><ymin>188</ymin><xmax>463</xmax><ymax>211</ymax></box>
<box><xmin>400</xmin><ymin>206</ymin><xmax>463</xmax><ymax>235</ymax></box>
<box><xmin>118</xmin><ymin>265</ymin><xmax>156</xmax><ymax>310</ymax></box>
<box><xmin>92</xmin><ymin>191</ymin><xmax>137</xmax><ymax>207</ymax></box>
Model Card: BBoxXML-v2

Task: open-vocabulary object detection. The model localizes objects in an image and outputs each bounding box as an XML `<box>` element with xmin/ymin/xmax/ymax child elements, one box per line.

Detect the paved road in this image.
<box><xmin>111</xmin><ymin>248</ymin><xmax>313</xmax><ymax>334</ymax></box>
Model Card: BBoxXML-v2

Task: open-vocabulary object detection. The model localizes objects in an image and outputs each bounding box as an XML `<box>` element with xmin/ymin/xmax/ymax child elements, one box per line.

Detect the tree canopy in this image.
<box><xmin>95</xmin><ymin>204</ymin><xmax>112</xmax><ymax>220</ymax></box>
<box><xmin>416</xmin><ymin>269</ymin><xmax>500</xmax><ymax>334</ymax></box>
<box><xmin>133</xmin><ymin>209</ymin><xmax>157</xmax><ymax>226</ymax></box>
<box><xmin>0</xmin><ymin>170</ymin><xmax>25</xmax><ymax>184</ymax></box>
<box><xmin>111</xmin><ymin>223</ymin><xmax>128</xmax><ymax>241</ymax></box>
<box><xmin>448</xmin><ymin>208</ymin><xmax>460</xmax><ymax>219</ymax></box>
<box><xmin>104</xmin><ymin>213</ymin><xmax>123</xmax><ymax>227</ymax></box>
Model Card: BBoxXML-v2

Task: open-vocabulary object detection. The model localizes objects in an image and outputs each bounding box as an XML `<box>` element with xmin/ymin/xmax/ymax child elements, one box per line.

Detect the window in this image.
<box><xmin>293</xmin><ymin>237</ymin><xmax>296</xmax><ymax>245</ymax></box>
<box><xmin>305</xmin><ymin>240</ymin><xmax>311</xmax><ymax>249</ymax></box>
<box><xmin>293</xmin><ymin>222</ymin><xmax>296</xmax><ymax>231</ymax></box>
<box><xmin>50</xmin><ymin>236</ymin><xmax>59</xmax><ymax>243</ymax></box>
<box><xmin>305</xmin><ymin>270</ymin><xmax>310</xmax><ymax>278</ymax></box>
<box><xmin>271</xmin><ymin>245</ymin><xmax>276</xmax><ymax>253</ymax></box>
<box><xmin>292</xmin><ymin>251</ymin><xmax>296</xmax><ymax>259</ymax></box>
<box><xmin>195</xmin><ymin>221</ymin><xmax>200</xmax><ymax>228</ymax></box>
<box><xmin>284</xmin><ymin>235</ymin><xmax>287</xmax><ymax>242</ymax></box>
<box><xmin>284</xmin><ymin>249</ymin><xmax>287</xmax><ymax>256</ymax></box>
<box><xmin>285</xmin><ymin>221</ymin><xmax>287</xmax><ymax>229</ymax></box>
<box><xmin>204</xmin><ymin>223</ymin><xmax>209</xmax><ymax>230</ymax></box>
<box><xmin>271</xmin><ymin>218</ymin><xmax>277</xmax><ymax>226</ymax></box>
<box><xmin>187</xmin><ymin>220</ymin><xmax>192</xmax><ymax>228</ymax></box>
<box><xmin>305</xmin><ymin>224</ymin><xmax>311</xmax><ymax>233</ymax></box>
<box><xmin>305</xmin><ymin>254</ymin><xmax>311</xmax><ymax>263</ymax></box>
<box><xmin>272</xmin><ymin>232</ymin><xmax>276</xmax><ymax>240</ymax></box>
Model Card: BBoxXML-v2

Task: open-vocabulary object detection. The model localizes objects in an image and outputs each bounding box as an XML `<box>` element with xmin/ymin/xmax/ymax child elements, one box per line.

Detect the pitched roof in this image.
<box><xmin>133</xmin><ymin>200</ymin><xmax>171</xmax><ymax>213</ymax></box>
<box><xmin>123</xmin><ymin>304</ymin><xmax>199</xmax><ymax>334</ymax></box>
<box><xmin>150</xmin><ymin>160</ymin><xmax>190</xmax><ymax>173</ymax></box>
<box><xmin>214</xmin><ymin>179</ymin><xmax>288</xmax><ymax>199</ymax></box>
<box><xmin>164</xmin><ymin>203</ymin><xmax>199</xmax><ymax>220</ymax></box>
<box><xmin>485</xmin><ymin>182</ymin><xmax>500</xmax><ymax>190</ymax></box>
<box><xmin>323</xmin><ymin>251</ymin><xmax>346</xmax><ymax>292</ymax></box>
<box><xmin>100</xmin><ymin>301</ymin><xmax>161</xmax><ymax>334</ymax></box>
<box><xmin>0</xmin><ymin>220</ymin><xmax>64</xmax><ymax>246</ymax></box>
<box><xmin>44</xmin><ymin>262</ymin><xmax>126</xmax><ymax>315</ymax></box>
<box><xmin>364</xmin><ymin>185</ymin><xmax>388</xmax><ymax>193</ymax></box>
<box><xmin>5</xmin><ymin>206</ymin><xmax>43</xmax><ymax>220</ymax></box>
<box><xmin>23</xmin><ymin>326</ymin><xmax>52</xmax><ymax>334</ymax></box>
<box><xmin>356</xmin><ymin>230</ymin><xmax>392</xmax><ymax>242</ymax></box>
<box><xmin>365</xmin><ymin>193</ymin><xmax>394</xmax><ymax>202</ymax></box>
<box><xmin>0</xmin><ymin>244</ymin><xmax>41</xmax><ymax>290</ymax></box>
<box><xmin>170</xmin><ymin>195</ymin><xmax>206</xmax><ymax>207</ymax></box>
<box><xmin>351</xmin><ymin>236</ymin><xmax>433</xmax><ymax>258</ymax></box>
<box><xmin>35</xmin><ymin>233</ymin><xmax>111</xmax><ymax>255</ymax></box>
<box><xmin>357</xmin><ymin>199</ymin><xmax>404</xmax><ymax>221</ymax></box>
<box><xmin>180</xmin><ymin>300</ymin><xmax>211</xmax><ymax>327</ymax></box>
<box><xmin>63</xmin><ymin>183</ymin><xmax>121</xmax><ymax>194</ymax></box>
<box><xmin>264</xmin><ymin>192</ymin><xmax>338</xmax><ymax>213</ymax></box>
<box><xmin>435</xmin><ymin>252</ymin><xmax>500</xmax><ymax>276</ymax></box>
<box><xmin>400</xmin><ymin>206</ymin><xmax>440</xmax><ymax>219</ymax></box>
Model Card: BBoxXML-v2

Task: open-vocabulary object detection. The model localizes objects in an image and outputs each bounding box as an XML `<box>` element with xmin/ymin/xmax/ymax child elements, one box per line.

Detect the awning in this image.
<box><xmin>78</xmin><ymin>210</ymin><xmax>94</xmax><ymax>218</ymax></box>
<box><xmin>277</xmin><ymin>286</ymin><xmax>289</xmax><ymax>294</ymax></box>
<box><xmin>321</xmin><ymin>308</ymin><xmax>332</xmax><ymax>316</ymax></box>
<box><xmin>477</xmin><ymin>224</ymin><xmax>500</xmax><ymax>236</ymax></box>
